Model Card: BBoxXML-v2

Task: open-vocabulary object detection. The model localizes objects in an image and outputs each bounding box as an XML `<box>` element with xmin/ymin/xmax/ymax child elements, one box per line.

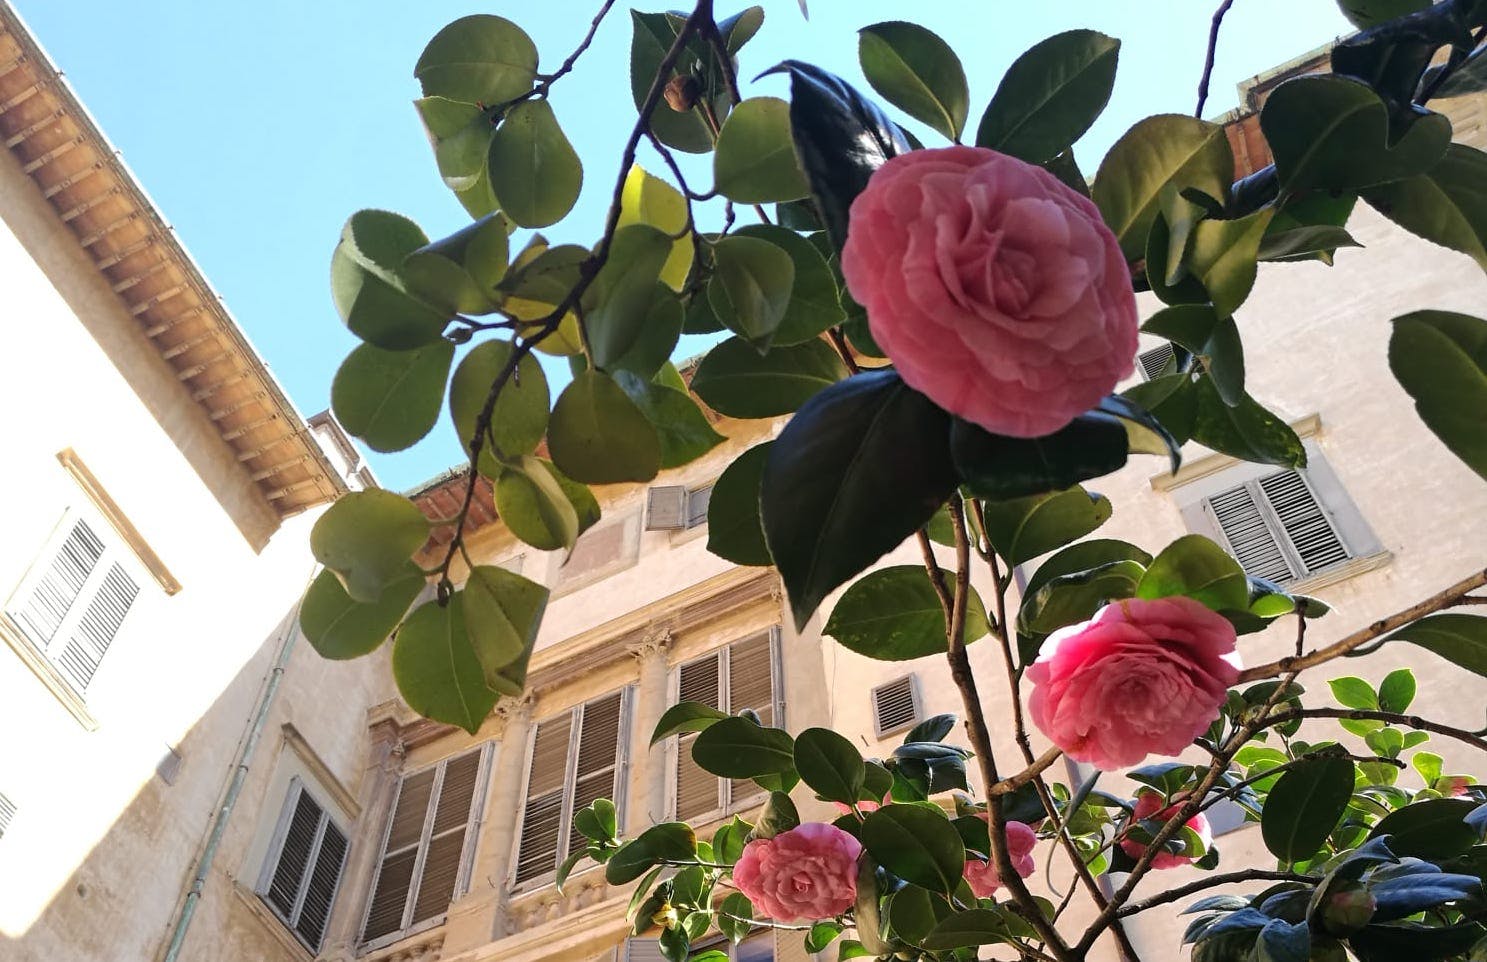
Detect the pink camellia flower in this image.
<box><xmin>1440</xmin><ymin>776</ymin><xmax>1473</xmax><ymax>797</ymax></box>
<box><xmin>1026</xmin><ymin>597</ymin><xmax>1241</xmax><ymax>770</ymax></box>
<box><xmin>732</xmin><ymin>823</ymin><xmax>862</xmax><ymax>922</ymax></box>
<box><xmin>840</xmin><ymin>145</ymin><xmax>1138</xmax><ymax>439</ymax></box>
<box><xmin>1119</xmin><ymin>791</ymin><xmax>1212</xmax><ymax>870</ymax></box>
<box><xmin>963</xmin><ymin>818</ymin><xmax>1038</xmax><ymax>898</ymax></box>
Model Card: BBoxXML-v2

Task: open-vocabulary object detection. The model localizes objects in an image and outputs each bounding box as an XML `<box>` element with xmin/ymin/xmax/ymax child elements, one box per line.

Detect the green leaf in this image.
<box><xmin>310</xmin><ymin>490</ymin><xmax>430</xmax><ymax>604</ymax></box>
<box><xmin>691</xmin><ymin>336</ymin><xmax>847</xmax><ymax>419</ymax></box>
<box><xmin>448</xmin><ymin>339</ymin><xmax>550</xmax><ymax>469</ymax></box>
<box><xmin>1369</xmin><ymin>798</ymin><xmax>1480</xmax><ymax>858</ymax></box>
<box><xmin>585</xmin><ymin>224</ymin><xmax>673</xmax><ymax>369</ymax></box>
<box><xmin>462</xmin><ymin>564</ymin><xmax>548</xmax><ymax>694</ymax></box>
<box><xmin>976</xmin><ymin>30</ymin><xmax>1120</xmax><ymax>165</ymax></box>
<box><xmin>574</xmin><ymin>797</ymin><xmax>618</xmax><ymax>842</ymax></box>
<box><xmin>1335</xmin><ymin>0</ymin><xmax>1432</xmax><ymax>29</ymax></box>
<box><xmin>629</xmin><ymin>12</ymin><xmax>728</xmax><ymax>154</ymax></box>
<box><xmin>706</xmin><ymin>442</ymin><xmax>773</xmax><ymax>567</ymax></box>
<box><xmin>1261</xmin><ymin>754</ymin><xmax>1356</xmax><ymax>862</ymax></box>
<box><xmin>754</xmin><ymin>790</ymin><xmax>801</xmax><ymax>839</ymax></box>
<box><xmin>1187</xmin><ymin>209</ymin><xmax>1275</xmax><ymax>320</ymax></box>
<box><xmin>806</xmin><ymin>922</ymin><xmax>843</xmax><ymax>953</ymax></box>
<box><xmin>1143</xmin><ymin>305</ymin><xmax>1245</xmax><ymax>406</ymax></box>
<box><xmin>691</xmin><ymin>716</ymin><xmax>796</xmax><ymax>779</ymax></box>
<box><xmin>494</xmin><ymin>455</ymin><xmax>580</xmax><ymax>551</ymax></box>
<box><xmin>1025</xmin><ymin>539</ymin><xmax>1154</xmax><ymax>596</ymax></box>
<box><xmin>1018</xmin><ymin>560</ymin><xmax>1146</xmax><ymax>648</ymax></box>
<box><xmin>708</xmin><ymin>235</ymin><xmax>795</xmax><ymax>349</ymax></box>
<box><xmin>540</xmin><ymin>458</ymin><xmax>600</xmax><ymax>537</ymax></box>
<box><xmin>420</xmin><ymin>213</ymin><xmax>511</xmax><ymax>296</ymax></box>
<box><xmin>713</xmin><ymin>97</ymin><xmax>810</xmax><ymax>203</ymax></box>
<box><xmin>717</xmin><ymin>892</ymin><xmax>753</xmax><ymax>943</ymax></box>
<box><xmin>415</xmin><ymin>97</ymin><xmax>492</xmax><ymax>195</ymax></box>
<box><xmin>852</xmin><ymin>859</ymin><xmax>891</xmax><ymax>955</ymax></box>
<box><xmin>1365</xmin><ymin>144</ymin><xmax>1487</xmax><ymax>272</ymax></box>
<box><xmin>608</xmin><ymin>285</ymin><xmax>683</xmax><ymax>381</ymax></box>
<box><xmin>794</xmin><ymin>727</ymin><xmax>867</xmax><ymax>805</ymax></box>
<box><xmin>1093</xmin><ymin>115</ymin><xmax>1234</xmax><ymax>260</ymax></box>
<box><xmin>392</xmin><ymin>596</ymin><xmax>497</xmax><ymax>734</ymax></box>
<box><xmin>762</xmin><ymin>371</ymin><xmax>959</xmax><ymax>629</ymax></box>
<box><xmin>824</xmin><ymin>566</ymin><xmax>990</xmax><ymax>661</ymax></box>
<box><xmin>547</xmin><ymin>370</ymin><xmax>661</xmax><ymax>484</ymax></box>
<box><xmin>1261</xmin><ymin>74</ymin><xmax>1451</xmax><ymax>193</ymax></box>
<box><xmin>605</xmin><ymin>822</ymin><xmax>697</xmax><ymax>884</ymax></box>
<box><xmin>980</xmin><ymin>486</ymin><xmax>1113</xmax><ymax>566</ymax></box>
<box><xmin>860</xmin><ymin>804</ymin><xmax>965</xmax><ymax>894</ymax></box>
<box><xmin>618</xmin><ymin>164</ymin><xmax>694</xmax><ymax>292</ymax></box>
<box><xmin>331</xmin><ymin>340</ymin><xmax>453</xmax><ymax>454</ymax></box>
<box><xmin>1190</xmin><ymin>378</ymin><xmax>1307</xmax><ymax>468</ymax></box>
<box><xmin>651</xmin><ymin>701</ymin><xmax>730</xmax><ymax>745</ymax></box>
<box><xmin>733</xmin><ymin>224</ymin><xmax>843</xmax><ymax>345</ymax></box>
<box><xmin>886</xmin><ymin>885</ymin><xmax>937</xmax><ymax>942</ymax></box>
<box><xmin>1137</xmin><ymin>534</ymin><xmax>1249</xmax><ymax>612</ymax></box>
<box><xmin>612</xmin><ymin>371</ymin><xmax>726</xmax><ymax>469</ymax></box>
<box><xmin>415</xmin><ymin>15</ymin><xmax>537</xmax><ymax>104</ymax></box>
<box><xmin>921</xmin><ymin>909</ymin><xmax>1019</xmax><ymax>950</ymax></box>
<box><xmin>1257</xmin><ymin>225</ymin><xmax>1362</xmax><ymax>263</ymax></box>
<box><xmin>1328</xmin><ymin>677</ymin><xmax>1379</xmax><ymax>710</ymax></box>
<box><xmin>488</xmin><ymin>99</ymin><xmax>583</xmax><ymax>228</ymax></box>
<box><xmin>1386</xmin><ymin>613</ymin><xmax>1487</xmax><ymax>675</ymax></box>
<box><xmin>331</xmin><ymin>211</ymin><xmax>450</xmax><ymax>350</ymax></box>
<box><xmin>858</xmin><ymin>21</ymin><xmax>969</xmax><ymax>141</ymax></box>
<box><xmin>300</xmin><ymin>562</ymin><xmax>424</xmax><ymax>660</ymax></box>
<box><xmin>1389</xmin><ymin>310</ymin><xmax>1487</xmax><ymax>481</ymax></box>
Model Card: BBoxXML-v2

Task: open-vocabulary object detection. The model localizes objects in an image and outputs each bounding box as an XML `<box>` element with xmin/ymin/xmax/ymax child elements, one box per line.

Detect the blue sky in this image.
<box><xmin>15</xmin><ymin>1</ymin><xmax>1350</xmax><ymax>491</ymax></box>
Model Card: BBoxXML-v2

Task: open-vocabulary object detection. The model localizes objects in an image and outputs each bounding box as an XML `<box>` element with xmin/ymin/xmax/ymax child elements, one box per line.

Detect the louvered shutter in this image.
<box><xmin>1136</xmin><ymin>343</ymin><xmax>1176</xmax><ymax>380</ymax></box>
<box><xmin>515</xmin><ymin>713</ymin><xmax>573</xmax><ymax>884</ymax></box>
<box><xmin>261</xmin><ymin>783</ymin><xmax>348</xmax><ymax>952</ymax></box>
<box><xmin>265</xmin><ymin>790</ymin><xmax>322</xmax><ymax>921</ymax></box>
<box><xmin>686</xmin><ymin>486</ymin><xmax>713</xmax><ymax>529</ymax></box>
<box><xmin>1257</xmin><ymin>471</ymin><xmax>1350</xmax><ymax>574</ymax></box>
<box><xmin>569</xmin><ymin>693</ymin><xmax>625</xmax><ymax>858</ymax></box>
<box><xmin>411</xmin><ymin>750</ymin><xmax>482</xmax><ymax>924</ymax></box>
<box><xmin>871</xmin><ymin>676</ymin><xmax>920</xmax><ymax>737</ymax></box>
<box><xmin>0</xmin><ymin>792</ymin><xmax>14</xmax><ymax>840</ymax></box>
<box><xmin>675</xmin><ymin>653</ymin><xmax>723</xmax><ymax>821</ymax></box>
<box><xmin>362</xmin><ymin>768</ymin><xmax>435</xmax><ymax>941</ymax></box>
<box><xmin>9</xmin><ymin>520</ymin><xmax>102</xmax><ymax>644</ymax></box>
<box><xmin>626</xmin><ymin>939</ymin><xmax>668</xmax><ymax>962</ymax></box>
<box><xmin>645</xmin><ymin>486</ymin><xmax>688</xmax><ymax>530</ymax></box>
<box><xmin>774</xmin><ymin>927</ymin><xmax>817</xmax><ymax>962</ymax></box>
<box><xmin>727</xmin><ymin>633</ymin><xmax>777</xmax><ymax>808</ymax></box>
<box><xmin>296</xmin><ymin>820</ymin><xmax>346</xmax><ymax>949</ymax></box>
<box><xmin>54</xmin><ymin>563</ymin><xmax>138</xmax><ymax>691</ymax></box>
<box><xmin>1207</xmin><ymin>483</ymin><xmax>1296</xmax><ymax>583</ymax></box>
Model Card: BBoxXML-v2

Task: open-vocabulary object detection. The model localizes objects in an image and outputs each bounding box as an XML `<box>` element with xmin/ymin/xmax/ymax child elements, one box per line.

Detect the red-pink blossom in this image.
<box><xmin>840</xmin><ymin>145</ymin><xmax>1138</xmax><ymax>438</ymax></box>
<box><xmin>963</xmin><ymin>818</ymin><xmax>1037</xmax><ymax>898</ymax></box>
<box><xmin>732</xmin><ymin>823</ymin><xmax>862</xmax><ymax>922</ymax></box>
<box><xmin>1119</xmin><ymin>791</ymin><xmax>1212</xmax><ymax>870</ymax></box>
<box><xmin>1026</xmin><ymin>597</ymin><xmax>1241</xmax><ymax>769</ymax></box>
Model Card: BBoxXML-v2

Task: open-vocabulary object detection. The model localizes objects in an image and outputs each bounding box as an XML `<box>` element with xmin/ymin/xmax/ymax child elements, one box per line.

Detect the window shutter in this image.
<box><xmin>1257</xmin><ymin>471</ymin><xmax>1350</xmax><ymax>575</ymax></box>
<box><xmin>54</xmin><ymin>563</ymin><xmax>138</xmax><ymax>691</ymax></box>
<box><xmin>0</xmin><ymin>791</ymin><xmax>13</xmax><ymax>840</ymax></box>
<box><xmin>262</xmin><ymin>783</ymin><xmax>348</xmax><ymax>952</ymax></box>
<box><xmin>362</xmin><ymin>768</ymin><xmax>435</xmax><ymax>941</ymax></box>
<box><xmin>266</xmin><ymin>789</ymin><xmax>323</xmax><ymax>921</ymax></box>
<box><xmin>727</xmin><ymin>633</ymin><xmax>777</xmax><ymax>809</ymax></box>
<box><xmin>515</xmin><ymin>713</ymin><xmax>573</xmax><ymax>884</ymax></box>
<box><xmin>626</xmin><ymin>938</ymin><xmax>669</xmax><ymax>962</ymax></box>
<box><xmin>871</xmin><ymin>676</ymin><xmax>920</xmax><ymax>737</ymax></box>
<box><xmin>9</xmin><ymin>519</ymin><xmax>103</xmax><ymax>644</ymax></box>
<box><xmin>645</xmin><ymin>486</ymin><xmax>688</xmax><ymax>530</ymax></box>
<box><xmin>675</xmin><ymin>654</ymin><xmax>722</xmax><ymax>821</ymax></box>
<box><xmin>1207</xmin><ymin>483</ymin><xmax>1295</xmax><ymax>583</ymax></box>
<box><xmin>569</xmin><ymin>692</ymin><xmax>625</xmax><ymax>858</ymax></box>
<box><xmin>411</xmin><ymin>750</ymin><xmax>482</xmax><ymax>924</ymax></box>
<box><xmin>296</xmin><ymin>820</ymin><xmax>347</xmax><ymax>949</ymax></box>
<box><xmin>1136</xmin><ymin>343</ymin><xmax>1176</xmax><ymax>381</ymax></box>
<box><xmin>686</xmin><ymin>485</ymin><xmax>713</xmax><ymax>529</ymax></box>
<box><xmin>775</xmin><ymin>927</ymin><xmax>818</xmax><ymax>962</ymax></box>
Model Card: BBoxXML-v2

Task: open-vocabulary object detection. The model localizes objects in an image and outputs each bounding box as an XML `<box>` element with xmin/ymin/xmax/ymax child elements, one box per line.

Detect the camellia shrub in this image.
<box><xmin>301</xmin><ymin>1</ymin><xmax>1487</xmax><ymax>959</ymax></box>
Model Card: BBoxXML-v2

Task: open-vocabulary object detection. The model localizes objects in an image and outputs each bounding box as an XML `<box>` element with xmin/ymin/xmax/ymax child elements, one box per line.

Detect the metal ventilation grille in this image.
<box><xmin>872</xmin><ymin>676</ymin><xmax>920</xmax><ymax>737</ymax></box>
<box><xmin>1257</xmin><ymin>471</ymin><xmax>1349</xmax><ymax>575</ymax></box>
<box><xmin>1136</xmin><ymin>342</ymin><xmax>1176</xmax><ymax>380</ymax></box>
<box><xmin>0</xmin><ymin>792</ymin><xmax>15</xmax><ymax>840</ymax></box>
<box><xmin>1208</xmin><ymin>484</ymin><xmax>1296</xmax><ymax>583</ymax></box>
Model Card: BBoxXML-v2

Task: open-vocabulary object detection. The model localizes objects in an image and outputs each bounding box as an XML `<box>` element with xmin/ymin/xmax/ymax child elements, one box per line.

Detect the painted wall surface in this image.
<box><xmin>0</xmin><ymin>138</ymin><xmax>393</xmax><ymax>962</ymax></box>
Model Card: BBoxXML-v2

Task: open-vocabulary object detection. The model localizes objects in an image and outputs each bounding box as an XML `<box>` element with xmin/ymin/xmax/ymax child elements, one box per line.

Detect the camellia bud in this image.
<box><xmin>1321</xmin><ymin>884</ymin><xmax>1376</xmax><ymax>936</ymax></box>
<box><xmin>664</xmin><ymin>74</ymin><xmax>701</xmax><ymax>112</ymax></box>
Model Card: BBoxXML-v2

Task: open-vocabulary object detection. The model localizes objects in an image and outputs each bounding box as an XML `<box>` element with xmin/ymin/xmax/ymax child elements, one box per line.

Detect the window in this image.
<box><xmin>3</xmin><ymin>514</ymin><xmax>140</xmax><ymax>693</ymax></box>
<box><xmin>644</xmin><ymin>484</ymin><xmax>713</xmax><ymax>531</ymax></box>
<box><xmin>362</xmin><ymin>745</ymin><xmax>492</xmax><ymax>947</ymax></box>
<box><xmin>1135</xmin><ymin>342</ymin><xmax>1177</xmax><ymax>380</ymax></box>
<box><xmin>672</xmin><ymin>629</ymin><xmax>783</xmax><ymax>823</ymax></box>
<box><xmin>512</xmin><ymin>689</ymin><xmax>631</xmax><ymax>888</ymax></box>
<box><xmin>258</xmin><ymin>779</ymin><xmax>348</xmax><ymax>952</ymax></box>
<box><xmin>871</xmin><ymin>675</ymin><xmax>922</xmax><ymax>738</ymax></box>
<box><xmin>631</xmin><ymin>930</ymin><xmax>781</xmax><ymax>962</ymax></box>
<box><xmin>0</xmin><ymin>791</ymin><xmax>15</xmax><ymax>841</ymax></box>
<box><xmin>1204</xmin><ymin>469</ymin><xmax>1351</xmax><ymax>584</ymax></box>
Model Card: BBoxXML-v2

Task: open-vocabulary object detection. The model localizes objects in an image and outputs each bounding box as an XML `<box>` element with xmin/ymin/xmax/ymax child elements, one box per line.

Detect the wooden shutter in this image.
<box><xmin>262</xmin><ymin>783</ymin><xmax>348</xmax><ymax>952</ymax></box>
<box><xmin>569</xmin><ymin>692</ymin><xmax>625</xmax><ymax>858</ymax></box>
<box><xmin>686</xmin><ymin>485</ymin><xmax>713</xmax><ymax>529</ymax></box>
<box><xmin>0</xmin><ymin>791</ymin><xmax>16</xmax><ymax>840</ymax></box>
<box><xmin>675</xmin><ymin>653</ymin><xmax>722</xmax><ymax>821</ymax></box>
<box><xmin>411</xmin><ymin>750</ymin><xmax>482</xmax><ymax>924</ymax></box>
<box><xmin>1257</xmin><ymin>471</ymin><xmax>1350</xmax><ymax>575</ymax></box>
<box><xmin>728</xmin><ymin>632</ymin><xmax>777</xmax><ymax>808</ymax></box>
<box><xmin>1207</xmin><ymin>483</ymin><xmax>1295</xmax><ymax>583</ymax></box>
<box><xmin>626</xmin><ymin>939</ymin><xmax>668</xmax><ymax>962</ymax></box>
<box><xmin>296</xmin><ymin>819</ymin><xmax>347</xmax><ymax>949</ymax></box>
<box><xmin>645</xmin><ymin>486</ymin><xmax>688</xmax><ymax>530</ymax></box>
<box><xmin>515</xmin><ymin>712</ymin><xmax>573</xmax><ymax>885</ymax></box>
<box><xmin>871</xmin><ymin>676</ymin><xmax>920</xmax><ymax>737</ymax></box>
<box><xmin>362</xmin><ymin>768</ymin><xmax>435</xmax><ymax>941</ymax></box>
<box><xmin>774</xmin><ymin>927</ymin><xmax>817</xmax><ymax>962</ymax></box>
<box><xmin>1136</xmin><ymin>343</ymin><xmax>1176</xmax><ymax>380</ymax></box>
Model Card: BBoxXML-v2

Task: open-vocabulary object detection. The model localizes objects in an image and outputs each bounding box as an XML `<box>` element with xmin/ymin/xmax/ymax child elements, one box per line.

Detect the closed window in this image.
<box><xmin>672</xmin><ymin>629</ymin><xmax>783</xmax><ymax>823</ymax></box>
<box><xmin>258</xmin><ymin>779</ymin><xmax>348</xmax><ymax>952</ymax></box>
<box><xmin>0</xmin><ymin>791</ymin><xmax>15</xmax><ymax>841</ymax></box>
<box><xmin>1136</xmin><ymin>342</ymin><xmax>1177</xmax><ymax>380</ymax></box>
<box><xmin>1204</xmin><ymin>469</ymin><xmax>1351</xmax><ymax>584</ymax></box>
<box><xmin>644</xmin><ymin>484</ymin><xmax>713</xmax><ymax>531</ymax></box>
<box><xmin>4</xmin><ymin>514</ymin><xmax>140</xmax><ymax>694</ymax></box>
<box><xmin>513</xmin><ymin>689</ymin><xmax>631</xmax><ymax>888</ymax></box>
<box><xmin>362</xmin><ymin>745</ymin><xmax>492</xmax><ymax>947</ymax></box>
<box><xmin>871</xmin><ymin>675</ymin><xmax>922</xmax><ymax>738</ymax></box>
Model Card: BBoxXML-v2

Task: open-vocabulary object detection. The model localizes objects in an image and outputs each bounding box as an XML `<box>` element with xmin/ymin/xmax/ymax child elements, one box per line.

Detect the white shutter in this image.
<box><xmin>411</xmin><ymin>750</ymin><xmax>482</xmax><ymax>924</ymax></box>
<box><xmin>0</xmin><ymin>791</ymin><xmax>16</xmax><ymax>840</ymax></box>
<box><xmin>686</xmin><ymin>485</ymin><xmax>713</xmax><ymax>529</ymax></box>
<box><xmin>626</xmin><ymin>939</ymin><xmax>667</xmax><ymax>962</ymax></box>
<box><xmin>515</xmin><ymin>712</ymin><xmax>573</xmax><ymax>885</ymax></box>
<box><xmin>261</xmin><ymin>781</ymin><xmax>349</xmax><ymax>952</ymax></box>
<box><xmin>1207</xmin><ymin>471</ymin><xmax>1352</xmax><ymax>585</ymax></box>
<box><xmin>1136</xmin><ymin>343</ymin><xmax>1176</xmax><ymax>380</ymax></box>
<box><xmin>53</xmin><ymin>563</ymin><xmax>138</xmax><ymax>691</ymax></box>
<box><xmin>1206</xmin><ymin>483</ymin><xmax>1296</xmax><ymax>583</ymax></box>
<box><xmin>363</xmin><ymin>768</ymin><xmax>434</xmax><ymax>942</ymax></box>
<box><xmin>675</xmin><ymin>653</ymin><xmax>723</xmax><ymax>821</ymax></box>
<box><xmin>871</xmin><ymin>676</ymin><xmax>921</xmax><ymax>737</ymax></box>
<box><xmin>1257</xmin><ymin>470</ymin><xmax>1350</xmax><ymax>575</ymax></box>
<box><xmin>645</xmin><ymin>486</ymin><xmax>688</xmax><ymax>530</ymax></box>
<box><xmin>568</xmin><ymin>692</ymin><xmax>626</xmax><ymax>858</ymax></box>
<box><xmin>8</xmin><ymin>519</ymin><xmax>103</xmax><ymax>644</ymax></box>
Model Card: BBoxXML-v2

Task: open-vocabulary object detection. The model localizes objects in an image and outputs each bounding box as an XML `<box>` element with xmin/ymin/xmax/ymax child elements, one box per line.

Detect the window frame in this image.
<box><xmin>508</xmin><ymin>688</ymin><xmax>634</xmax><ymax>894</ymax></box>
<box><xmin>359</xmin><ymin>743</ymin><xmax>494</xmax><ymax>952</ymax></box>
<box><xmin>1202</xmin><ymin>469</ymin><xmax>1351</xmax><ymax>585</ymax></box>
<box><xmin>256</xmin><ymin>776</ymin><xmax>350</xmax><ymax>953</ymax></box>
<box><xmin>666</xmin><ymin>627</ymin><xmax>785</xmax><ymax>825</ymax></box>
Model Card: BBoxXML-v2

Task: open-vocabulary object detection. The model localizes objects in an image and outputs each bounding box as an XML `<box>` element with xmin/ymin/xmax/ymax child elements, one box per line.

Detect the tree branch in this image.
<box><xmin>1116</xmin><ymin>869</ymin><xmax>1315</xmax><ymax>919</ymax></box>
<box><xmin>1265</xmin><ymin>708</ymin><xmax>1487</xmax><ymax>753</ymax></box>
<box><xmin>1195</xmin><ymin>0</ymin><xmax>1237</xmax><ymax>118</ymax></box>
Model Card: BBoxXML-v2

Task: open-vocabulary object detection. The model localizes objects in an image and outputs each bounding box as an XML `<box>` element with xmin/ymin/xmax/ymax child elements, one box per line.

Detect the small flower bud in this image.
<box><xmin>664</xmin><ymin>75</ymin><xmax>701</xmax><ymax>112</ymax></box>
<box><xmin>1321</xmin><ymin>884</ymin><xmax>1376</xmax><ymax>936</ymax></box>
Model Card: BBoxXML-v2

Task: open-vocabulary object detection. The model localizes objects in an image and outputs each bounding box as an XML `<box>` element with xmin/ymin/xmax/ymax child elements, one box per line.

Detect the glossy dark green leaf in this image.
<box><xmin>1261</xmin><ymin>754</ymin><xmax>1356</xmax><ymax>862</ymax></box>
<box><xmin>628</xmin><ymin>11</ymin><xmax>729</xmax><ymax>154</ymax></box>
<box><xmin>494</xmin><ymin>455</ymin><xmax>580</xmax><ymax>551</ymax></box>
<box><xmin>713</xmin><ymin>97</ymin><xmax>810</xmax><ymax>203</ymax></box>
<box><xmin>1137</xmin><ymin>534</ymin><xmax>1250</xmax><ymax>612</ymax></box>
<box><xmin>1366</xmin><ymin>145</ymin><xmax>1487</xmax><ymax>272</ymax></box>
<box><xmin>691</xmin><ymin>336</ymin><xmax>847</xmax><ymax>419</ymax></box>
<box><xmin>805</xmin><ymin>922</ymin><xmax>842</xmax><ymax>954</ymax></box>
<box><xmin>1389</xmin><ymin>310</ymin><xmax>1487</xmax><ymax>481</ymax></box>
<box><xmin>607</xmin><ymin>285</ymin><xmax>684</xmax><ymax>381</ymax></box>
<box><xmin>1018</xmin><ymin>560</ymin><xmax>1146</xmax><ymax>645</ymax></box>
<box><xmin>716</xmin><ymin>891</ymin><xmax>753</xmax><ymax>943</ymax></box>
<box><xmin>762</xmin><ymin>371</ymin><xmax>959</xmax><ymax>629</ymax></box>
<box><xmin>548</xmin><ymin>370</ymin><xmax>661</xmax><ymax>484</ymax></box>
<box><xmin>1331</xmin><ymin>3</ymin><xmax>1458</xmax><ymax>109</ymax></box>
<box><xmin>300</xmin><ymin>561</ymin><xmax>424</xmax><ymax>660</ymax></box>
<box><xmin>1257</xmin><ymin>225</ymin><xmax>1362</xmax><ymax>263</ymax></box>
<box><xmin>794</xmin><ymin>727</ymin><xmax>867</xmax><ymax>805</ymax></box>
<box><xmin>691</xmin><ymin>716</ymin><xmax>797</xmax><ymax>778</ymax></box>
<box><xmin>462</xmin><ymin>563</ymin><xmax>547</xmax><ymax>694</ymax></box>
<box><xmin>1261</xmin><ymin>75</ymin><xmax>1450</xmax><ymax>193</ymax></box>
<box><xmin>488</xmin><ymin>99</ymin><xmax>583</xmax><ymax>228</ymax></box>
<box><xmin>754</xmin><ymin>790</ymin><xmax>802</xmax><ymax>840</ymax></box>
<box><xmin>706</xmin><ymin>442</ymin><xmax>773</xmax><ymax>567</ymax></box>
<box><xmin>976</xmin><ymin>30</ymin><xmax>1120</xmax><ymax>165</ymax></box>
<box><xmin>651</xmin><ymin>700</ymin><xmax>730</xmax><ymax>745</ymax></box>
<box><xmin>1191</xmin><ymin>377</ymin><xmax>1307</xmax><ymax>468</ymax></box>
<box><xmin>605</xmin><ymin>822</ymin><xmax>697</xmax><ymax>884</ymax></box>
<box><xmin>733</xmin><ymin>224</ymin><xmax>844</xmax><ymax>345</ymax></box>
<box><xmin>310</xmin><ymin>490</ymin><xmax>430</xmax><ymax>604</ymax></box>
<box><xmin>586</xmin><ymin>224</ymin><xmax>673</xmax><ymax>369</ymax></box>
<box><xmin>1143</xmin><ymin>305</ymin><xmax>1245</xmax><ymax>406</ymax></box>
<box><xmin>1093</xmin><ymin>115</ymin><xmax>1234</xmax><ymax>260</ymax></box>
<box><xmin>853</xmin><ymin>859</ymin><xmax>891</xmax><ymax>955</ymax></box>
<box><xmin>1369</xmin><ymin>798</ymin><xmax>1480</xmax><ymax>858</ymax></box>
<box><xmin>392</xmin><ymin>596</ymin><xmax>497</xmax><ymax>734</ymax></box>
<box><xmin>331</xmin><ymin>210</ymin><xmax>450</xmax><ymax>350</ymax></box>
<box><xmin>860</xmin><ymin>804</ymin><xmax>965</xmax><ymax>894</ymax></box>
<box><xmin>921</xmin><ymin>909</ymin><xmax>1020</xmax><ymax>950</ymax></box>
<box><xmin>612</xmin><ymin>370</ymin><xmax>726</xmax><ymax>469</ymax></box>
<box><xmin>824</xmin><ymin>566</ymin><xmax>990</xmax><ymax>661</ymax></box>
<box><xmin>1386</xmin><ymin>613</ymin><xmax>1487</xmax><ymax>675</ymax></box>
<box><xmin>331</xmin><ymin>340</ymin><xmax>454</xmax><ymax>453</ymax></box>
<box><xmin>761</xmin><ymin>61</ymin><xmax>911</xmax><ymax>252</ymax></box>
<box><xmin>708</xmin><ymin>235</ymin><xmax>795</xmax><ymax>349</ymax></box>
<box><xmin>448</xmin><ymin>339</ymin><xmax>550</xmax><ymax>469</ymax></box>
<box><xmin>1025</xmin><ymin>539</ymin><xmax>1154</xmax><ymax>596</ymax></box>
<box><xmin>1188</xmin><ymin>209</ymin><xmax>1275</xmax><ymax>319</ymax></box>
<box><xmin>980</xmin><ymin>486</ymin><xmax>1113</xmax><ymax>566</ymax></box>
<box><xmin>1335</xmin><ymin>0</ymin><xmax>1432</xmax><ymax>30</ymax></box>
<box><xmin>415</xmin><ymin>15</ymin><xmax>538</xmax><ymax>104</ymax></box>
<box><xmin>858</xmin><ymin>21</ymin><xmax>969</xmax><ymax>141</ymax></box>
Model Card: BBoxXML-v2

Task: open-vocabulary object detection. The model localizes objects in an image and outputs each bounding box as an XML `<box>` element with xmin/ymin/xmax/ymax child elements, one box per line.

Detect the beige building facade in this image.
<box><xmin>3</xmin><ymin>5</ymin><xmax>1487</xmax><ymax>961</ymax></box>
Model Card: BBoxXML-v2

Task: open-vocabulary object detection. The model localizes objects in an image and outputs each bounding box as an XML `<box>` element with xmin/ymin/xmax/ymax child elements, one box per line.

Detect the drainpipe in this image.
<box><xmin>160</xmin><ymin>580</ymin><xmax>310</xmax><ymax>962</ymax></box>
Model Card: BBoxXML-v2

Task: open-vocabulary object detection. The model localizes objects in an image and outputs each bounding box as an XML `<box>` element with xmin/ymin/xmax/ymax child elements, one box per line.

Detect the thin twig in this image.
<box><xmin>1195</xmin><ymin>0</ymin><xmax>1237</xmax><ymax>118</ymax></box>
<box><xmin>488</xmin><ymin>0</ymin><xmax>618</xmax><ymax>115</ymax></box>
<box><xmin>987</xmin><ymin>746</ymin><xmax>1063</xmax><ymax>796</ymax></box>
<box><xmin>1116</xmin><ymin>870</ymin><xmax>1315</xmax><ymax>919</ymax></box>
<box><xmin>1265</xmin><ymin>709</ymin><xmax>1487</xmax><ymax>754</ymax></box>
<box><xmin>1194</xmin><ymin>752</ymin><xmax>1404</xmax><ymax>819</ymax></box>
